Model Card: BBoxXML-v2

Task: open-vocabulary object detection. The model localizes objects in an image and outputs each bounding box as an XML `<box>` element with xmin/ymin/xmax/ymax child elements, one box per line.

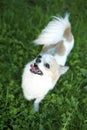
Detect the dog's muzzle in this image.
<box><xmin>30</xmin><ymin>63</ymin><xmax>43</xmax><ymax>75</ymax></box>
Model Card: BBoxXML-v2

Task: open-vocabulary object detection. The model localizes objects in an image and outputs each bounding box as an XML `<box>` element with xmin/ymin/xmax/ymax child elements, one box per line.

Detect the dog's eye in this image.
<box><xmin>45</xmin><ymin>63</ymin><xmax>50</xmax><ymax>69</ymax></box>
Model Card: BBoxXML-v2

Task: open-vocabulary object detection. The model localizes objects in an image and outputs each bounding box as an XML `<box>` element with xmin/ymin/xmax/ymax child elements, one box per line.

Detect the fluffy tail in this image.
<box><xmin>33</xmin><ymin>13</ymin><xmax>71</xmax><ymax>45</ymax></box>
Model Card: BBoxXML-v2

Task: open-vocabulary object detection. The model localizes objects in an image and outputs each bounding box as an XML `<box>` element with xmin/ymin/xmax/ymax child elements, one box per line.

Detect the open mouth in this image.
<box><xmin>30</xmin><ymin>64</ymin><xmax>43</xmax><ymax>75</ymax></box>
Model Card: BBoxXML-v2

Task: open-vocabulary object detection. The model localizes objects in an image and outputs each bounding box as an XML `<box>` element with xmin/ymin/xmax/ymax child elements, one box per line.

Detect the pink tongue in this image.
<box><xmin>30</xmin><ymin>64</ymin><xmax>35</xmax><ymax>71</ymax></box>
<box><xmin>30</xmin><ymin>64</ymin><xmax>38</xmax><ymax>72</ymax></box>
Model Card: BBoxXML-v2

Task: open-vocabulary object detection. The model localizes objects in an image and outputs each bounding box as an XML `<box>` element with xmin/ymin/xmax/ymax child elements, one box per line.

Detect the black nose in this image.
<box><xmin>34</xmin><ymin>63</ymin><xmax>38</xmax><ymax>67</ymax></box>
<box><xmin>36</xmin><ymin>55</ymin><xmax>41</xmax><ymax>63</ymax></box>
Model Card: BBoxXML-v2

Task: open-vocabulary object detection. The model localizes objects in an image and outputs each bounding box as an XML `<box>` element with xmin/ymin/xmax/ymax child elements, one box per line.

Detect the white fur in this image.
<box><xmin>21</xmin><ymin>14</ymin><xmax>74</xmax><ymax>112</ymax></box>
<box><xmin>22</xmin><ymin>55</ymin><xmax>59</xmax><ymax>101</ymax></box>
<box><xmin>34</xmin><ymin>13</ymin><xmax>74</xmax><ymax>66</ymax></box>
<box><xmin>34</xmin><ymin>13</ymin><xmax>70</xmax><ymax>45</ymax></box>
<box><xmin>22</xmin><ymin>55</ymin><xmax>69</xmax><ymax>112</ymax></box>
<box><xmin>22</xmin><ymin>63</ymin><xmax>53</xmax><ymax>100</ymax></box>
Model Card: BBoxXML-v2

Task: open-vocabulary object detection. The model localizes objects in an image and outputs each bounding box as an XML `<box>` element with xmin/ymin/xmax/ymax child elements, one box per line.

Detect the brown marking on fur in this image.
<box><xmin>47</xmin><ymin>59</ymin><xmax>59</xmax><ymax>81</ymax></box>
<box><xmin>41</xmin><ymin>40</ymin><xmax>66</xmax><ymax>56</ymax></box>
<box><xmin>55</xmin><ymin>40</ymin><xmax>66</xmax><ymax>56</ymax></box>
<box><xmin>52</xmin><ymin>71</ymin><xmax>58</xmax><ymax>81</ymax></box>
<box><xmin>51</xmin><ymin>66</ymin><xmax>59</xmax><ymax>81</ymax></box>
<box><xmin>41</xmin><ymin>45</ymin><xmax>52</xmax><ymax>53</ymax></box>
<box><xmin>63</xmin><ymin>26</ymin><xmax>72</xmax><ymax>42</ymax></box>
<box><xmin>40</xmin><ymin>45</ymin><xmax>55</xmax><ymax>56</ymax></box>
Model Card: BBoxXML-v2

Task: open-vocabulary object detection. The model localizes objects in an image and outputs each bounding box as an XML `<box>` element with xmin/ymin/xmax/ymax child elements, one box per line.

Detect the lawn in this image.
<box><xmin>0</xmin><ymin>0</ymin><xmax>87</xmax><ymax>130</ymax></box>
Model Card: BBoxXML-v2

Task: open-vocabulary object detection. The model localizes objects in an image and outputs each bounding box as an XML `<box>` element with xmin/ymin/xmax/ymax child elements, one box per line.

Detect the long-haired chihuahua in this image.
<box><xmin>22</xmin><ymin>13</ymin><xmax>74</xmax><ymax>112</ymax></box>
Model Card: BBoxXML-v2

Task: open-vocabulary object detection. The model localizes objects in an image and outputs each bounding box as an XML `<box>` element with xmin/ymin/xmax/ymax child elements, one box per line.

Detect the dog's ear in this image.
<box><xmin>59</xmin><ymin>66</ymin><xmax>69</xmax><ymax>75</ymax></box>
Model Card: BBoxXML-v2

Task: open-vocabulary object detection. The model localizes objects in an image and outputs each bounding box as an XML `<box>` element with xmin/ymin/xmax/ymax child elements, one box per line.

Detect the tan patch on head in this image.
<box><xmin>49</xmin><ymin>60</ymin><xmax>59</xmax><ymax>81</ymax></box>
<box><xmin>63</xmin><ymin>26</ymin><xmax>72</xmax><ymax>42</ymax></box>
<box><xmin>44</xmin><ymin>58</ymin><xmax>59</xmax><ymax>81</ymax></box>
<box><xmin>55</xmin><ymin>40</ymin><xmax>66</xmax><ymax>56</ymax></box>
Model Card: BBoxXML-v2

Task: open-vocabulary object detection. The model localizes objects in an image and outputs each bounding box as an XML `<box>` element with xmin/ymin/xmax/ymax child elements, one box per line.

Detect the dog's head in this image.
<box><xmin>30</xmin><ymin>54</ymin><xmax>69</xmax><ymax>82</ymax></box>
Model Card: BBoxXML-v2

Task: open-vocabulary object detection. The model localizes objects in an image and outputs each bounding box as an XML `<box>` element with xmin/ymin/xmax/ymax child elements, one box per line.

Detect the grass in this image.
<box><xmin>0</xmin><ymin>0</ymin><xmax>87</xmax><ymax>130</ymax></box>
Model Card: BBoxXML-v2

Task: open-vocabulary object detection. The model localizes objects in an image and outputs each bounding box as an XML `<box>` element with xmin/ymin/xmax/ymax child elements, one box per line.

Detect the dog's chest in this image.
<box><xmin>22</xmin><ymin>68</ymin><xmax>53</xmax><ymax>98</ymax></box>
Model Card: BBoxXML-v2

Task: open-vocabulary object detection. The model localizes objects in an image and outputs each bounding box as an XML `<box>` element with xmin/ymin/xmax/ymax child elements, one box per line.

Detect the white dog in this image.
<box><xmin>22</xmin><ymin>13</ymin><xmax>74</xmax><ymax>112</ymax></box>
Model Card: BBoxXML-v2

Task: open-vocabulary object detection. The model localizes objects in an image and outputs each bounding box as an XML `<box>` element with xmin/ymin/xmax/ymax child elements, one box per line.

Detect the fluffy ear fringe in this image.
<box><xmin>33</xmin><ymin>13</ymin><xmax>70</xmax><ymax>45</ymax></box>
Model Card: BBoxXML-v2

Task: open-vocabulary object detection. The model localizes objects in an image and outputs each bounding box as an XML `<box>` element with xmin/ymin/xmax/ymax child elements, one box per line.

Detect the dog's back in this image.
<box><xmin>34</xmin><ymin>13</ymin><xmax>74</xmax><ymax>65</ymax></box>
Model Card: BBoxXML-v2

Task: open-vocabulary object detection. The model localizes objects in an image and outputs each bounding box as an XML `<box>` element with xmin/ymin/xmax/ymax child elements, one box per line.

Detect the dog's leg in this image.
<box><xmin>34</xmin><ymin>97</ymin><xmax>44</xmax><ymax>112</ymax></box>
<box><xmin>34</xmin><ymin>102</ymin><xmax>39</xmax><ymax>112</ymax></box>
